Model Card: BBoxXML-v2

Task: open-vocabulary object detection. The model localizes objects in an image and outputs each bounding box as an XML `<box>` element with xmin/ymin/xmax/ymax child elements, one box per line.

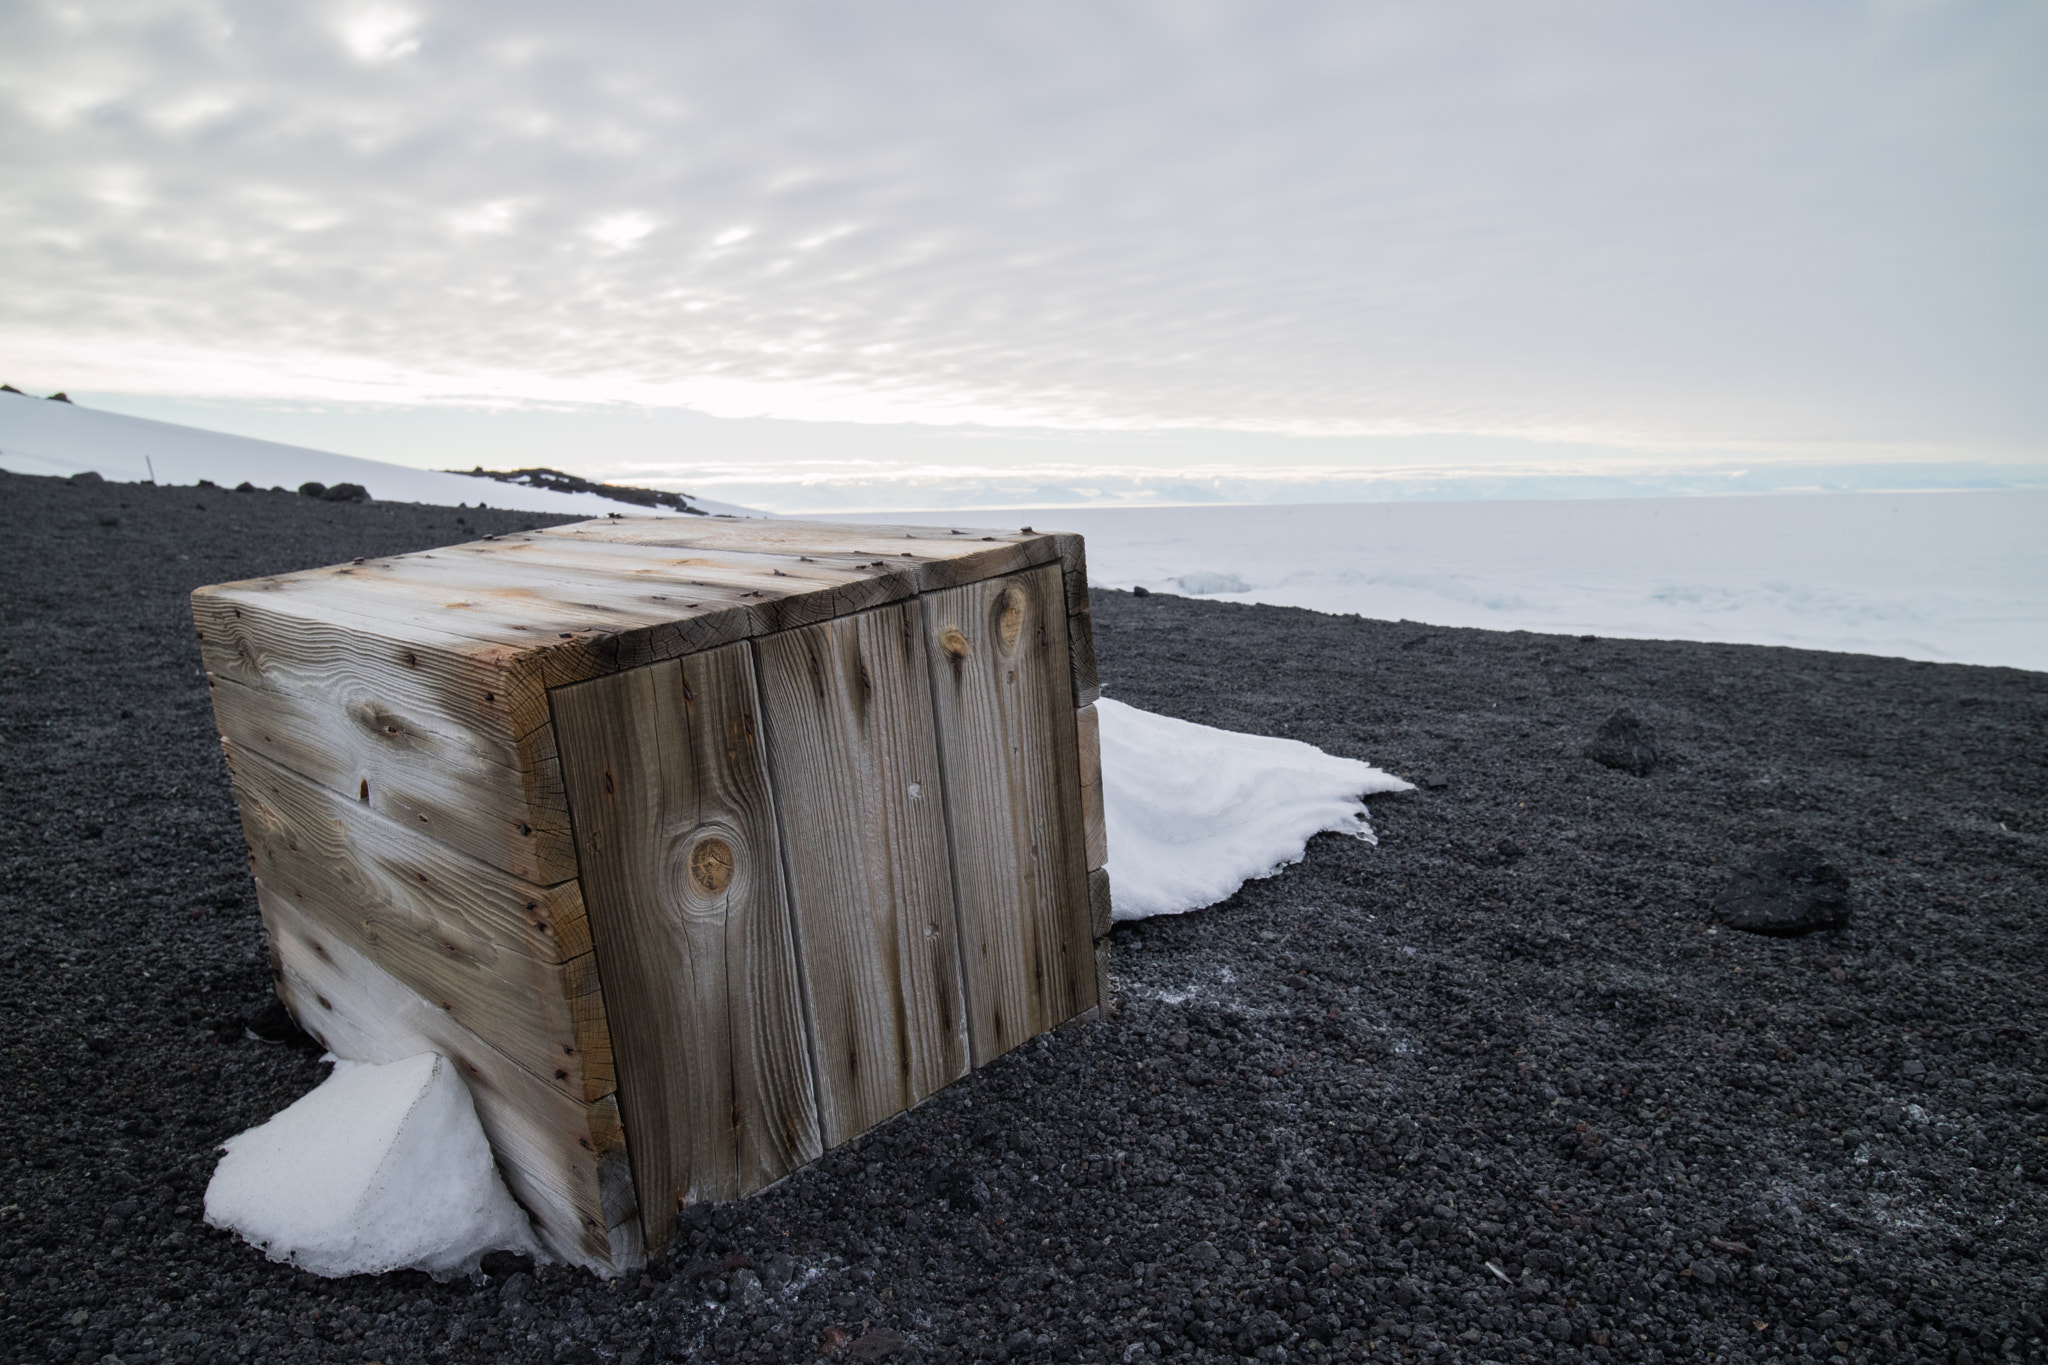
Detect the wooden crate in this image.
<box><xmin>194</xmin><ymin>518</ymin><xmax>1111</xmax><ymax>1271</ymax></box>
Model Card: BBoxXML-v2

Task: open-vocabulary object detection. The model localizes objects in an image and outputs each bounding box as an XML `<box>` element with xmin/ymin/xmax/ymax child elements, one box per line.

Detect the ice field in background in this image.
<box><xmin>837</xmin><ymin>493</ymin><xmax>2048</xmax><ymax>673</ymax></box>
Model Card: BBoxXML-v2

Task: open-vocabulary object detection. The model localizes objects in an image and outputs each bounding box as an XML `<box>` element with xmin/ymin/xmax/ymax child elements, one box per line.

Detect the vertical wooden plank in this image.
<box><xmin>753</xmin><ymin>603</ymin><xmax>970</xmax><ymax>1148</ymax></box>
<box><xmin>921</xmin><ymin>565</ymin><xmax>1099</xmax><ymax>1065</ymax></box>
<box><xmin>553</xmin><ymin>646</ymin><xmax>820</xmax><ymax>1253</ymax></box>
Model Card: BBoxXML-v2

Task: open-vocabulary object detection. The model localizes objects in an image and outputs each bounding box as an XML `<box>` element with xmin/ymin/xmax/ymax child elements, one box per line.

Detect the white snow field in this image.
<box><xmin>1098</xmin><ymin>698</ymin><xmax>1412</xmax><ymax>921</ymax></box>
<box><xmin>0</xmin><ymin>390</ymin><xmax>752</xmax><ymax>517</ymax></box>
<box><xmin>834</xmin><ymin>492</ymin><xmax>2048</xmax><ymax>674</ymax></box>
<box><xmin>204</xmin><ymin>1053</ymin><xmax>540</xmax><ymax>1280</ymax></box>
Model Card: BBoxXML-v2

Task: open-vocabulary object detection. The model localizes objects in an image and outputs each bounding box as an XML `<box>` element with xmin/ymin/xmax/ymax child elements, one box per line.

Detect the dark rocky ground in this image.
<box><xmin>2</xmin><ymin>469</ymin><xmax>2044</xmax><ymax>1365</ymax></box>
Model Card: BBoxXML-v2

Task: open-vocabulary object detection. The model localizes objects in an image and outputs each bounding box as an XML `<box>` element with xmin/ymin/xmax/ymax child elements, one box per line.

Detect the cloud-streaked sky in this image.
<box><xmin>2</xmin><ymin>1</ymin><xmax>2043</xmax><ymax>507</ymax></box>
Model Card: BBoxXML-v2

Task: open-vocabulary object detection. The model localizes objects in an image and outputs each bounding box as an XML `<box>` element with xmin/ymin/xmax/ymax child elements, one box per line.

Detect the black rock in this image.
<box><xmin>1585</xmin><ymin>708</ymin><xmax>1662</xmax><ymax>776</ymax></box>
<box><xmin>243</xmin><ymin>998</ymin><xmax>317</xmax><ymax>1046</ymax></box>
<box><xmin>847</xmin><ymin>1327</ymin><xmax>907</xmax><ymax>1361</ymax></box>
<box><xmin>297</xmin><ymin>481</ymin><xmax>327</xmax><ymax>498</ymax></box>
<box><xmin>479</xmin><ymin>1249</ymin><xmax>534</xmax><ymax>1279</ymax></box>
<box><xmin>320</xmin><ymin>482</ymin><xmax>371</xmax><ymax>503</ymax></box>
<box><xmin>47</xmin><ymin>391</ymin><xmax>72</xmax><ymax>403</ymax></box>
<box><xmin>234</xmin><ymin>481</ymin><xmax>256</xmax><ymax>492</ymax></box>
<box><xmin>932</xmin><ymin>1161</ymin><xmax>990</xmax><ymax>1211</ymax></box>
<box><xmin>69</xmin><ymin>470</ymin><xmax>103</xmax><ymax>485</ymax></box>
<box><xmin>1131</xmin><ymin>584</ymin><xmax>1151</xmax><ymax>597</ymax></box>
<box><xmin>1712</xmin><ymin>842</ymin><xmax>1852</xmax><ymax>936</ymax></box>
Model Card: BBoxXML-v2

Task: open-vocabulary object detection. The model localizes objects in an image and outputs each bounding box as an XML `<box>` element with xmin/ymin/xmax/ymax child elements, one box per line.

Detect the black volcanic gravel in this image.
<box><xmin>3</xmin><ymin>468</ymin><xmax>2045</xmax><ymax>1365</ymax></box>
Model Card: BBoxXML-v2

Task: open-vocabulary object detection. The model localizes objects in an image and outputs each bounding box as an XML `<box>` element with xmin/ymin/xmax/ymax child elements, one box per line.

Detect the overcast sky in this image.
<box><xmin>2</xmin><ymin>2</ymin><xmax>2042</xmax><ymax>508</ymax></box>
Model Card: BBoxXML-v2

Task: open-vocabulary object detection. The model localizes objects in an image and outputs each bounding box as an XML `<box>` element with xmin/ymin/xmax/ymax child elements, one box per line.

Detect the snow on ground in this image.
<box><xmin>0</xmin><ymin>390</ymin><xmax>755</xmax><ymax>517</ymax></box>
<box><xmin>1098</xmin><ymin>698</ymin><xmax>1412</xmax><ymax>920</ymax></box>
<box><xmin>829</xmin><ymin>492</ymin><xmax>2048</xmax><ymax>673</ymax></box>
<box><xmin>205</xmin><ymin>1053</ymin><xmax>539</xmax><ymax>1280</ymax></box>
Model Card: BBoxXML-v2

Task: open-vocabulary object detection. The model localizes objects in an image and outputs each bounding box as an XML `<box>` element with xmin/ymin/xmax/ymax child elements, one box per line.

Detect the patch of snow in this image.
<box><xmin>204</xmin><ymin>1053</ymin><xmax>541</xmax><ymax>1280</ymax></box>
<box><xmin>1099</xmin><ymin>697</ymin><xmax>1411</xmax><ymax>920</ymax></box>
<box><xmin>0</xmin><ymin>391</ymin><xmax>757</xmax><ymax>516</ymax></box>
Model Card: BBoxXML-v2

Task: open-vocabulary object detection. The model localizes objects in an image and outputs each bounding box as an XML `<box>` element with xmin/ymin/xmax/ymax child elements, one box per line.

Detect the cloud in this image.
<box><xmin>0</xmin><ymin>0</ymin><xmax>2043</xmax><ymax>460</ymax></box>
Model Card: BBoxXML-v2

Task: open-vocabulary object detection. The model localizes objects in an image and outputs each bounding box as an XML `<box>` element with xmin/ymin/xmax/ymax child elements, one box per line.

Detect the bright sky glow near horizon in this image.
<box><xmin>2</xmin><ymin>1</ymin><xmax>2044</xmax><ymax>512</ymax></box>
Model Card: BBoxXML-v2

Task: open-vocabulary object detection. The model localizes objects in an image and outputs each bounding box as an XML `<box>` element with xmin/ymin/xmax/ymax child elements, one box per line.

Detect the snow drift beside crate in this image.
<box><xmin>204</xmin><ymin>697</ymin><xmax>1409</xmax><ymax>1278</ymax></box>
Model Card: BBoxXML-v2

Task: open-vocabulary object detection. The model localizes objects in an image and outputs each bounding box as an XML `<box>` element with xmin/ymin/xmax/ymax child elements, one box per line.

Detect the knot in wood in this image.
<box><xmin>995</xmin><ymin>586</ymin><xmax>1025</xmax><ymax>652</ymax></box>
<box><xmin>938</xmin><ymin>626</ymin><xmax>972</xmax><ymax>662</ymax></box>
<box><xmin>688</xmin><ymin>835</ymin><xmax>735</xmax><ymax>896</ymax></box>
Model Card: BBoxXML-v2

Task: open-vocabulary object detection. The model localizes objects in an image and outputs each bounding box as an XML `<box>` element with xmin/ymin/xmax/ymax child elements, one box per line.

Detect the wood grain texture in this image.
<box><xmin>1068</xmin><ymin>609</ymin><xmax>1102</xmax><ymax>708</ymax></box>
<box><xmin>228</xmin><ymin>741</ymin><xmax>614</xmax><ymax>1102</ymax></box>
<box><xmin>1088</xmin><ymin>867</ymin><xmax>1115</xmax><ymax>940</ymax></box>
<box><xmin>553</xmin><ymin>646</ymin><xmax>820</xmax><ymax>1249</ymax></box>
<box><xmin>1049</xmin><ymin>533</ymin><xmax>1091</xmax><ymax>617</ymax></box>
<box><xmin>921</xmin><ymin>566</ymin><xmax>1098</xmax><ymax>1064</ymax></box>
<box><xmin>259</xmin><ymin>888</ymin><xmax>637</xmax><ymax>1270</ymax></box>
<box><xmin>194</xmin><ymin>581</ymin><xmax>553</xmax><ymax>738</ymax></box>
<box><xmin>209</xmin><ymin>671</ymin><xmax>578</xmax><ymax>887</ymax></box>
<box><xmin>753</xmin><ymin>602</ymin><xmax>970</xmax><ymax>1147</ymax></box>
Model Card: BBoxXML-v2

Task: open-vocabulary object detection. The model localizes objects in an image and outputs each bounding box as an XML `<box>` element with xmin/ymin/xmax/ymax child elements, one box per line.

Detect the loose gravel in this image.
<box><xmin>3</xmin><ymin>470</ymin><xmax>2044</xmax><ymax>1365</ymax></box>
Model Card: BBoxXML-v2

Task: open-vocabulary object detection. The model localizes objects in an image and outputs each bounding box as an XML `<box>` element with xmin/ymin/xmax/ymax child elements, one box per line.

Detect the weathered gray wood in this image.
<box><xmin>229</xmin><ymin>741</ymin><xmax>615</xmax><ymax>1101</ymax></box>
<box><xmin>753</xmin><ymin>603</ymin><xmax>970</xmax><ymax>1147</ymax></box>
<box><xmin>553</xmin><ymin>646</ymin><xmax>820</xmax><ymax>1248</ymax></box>
<box><xmin>209</xmin><ymin>671</ymin><xmax>580</xmax><ymax>889</ymax></box>
<box><xmin>1075</xmin><ymin>701</ymin><xmax>1106</xmax><ymax>873</ymax></box>
<box><xmin>259</xmin><ymin>887</ymin><xmax>639</xmax><ymax>1270</ymax></box>
<box><xmin>1068</xmin><ymin>610</ymin><xmax>1102</xmax><ymax>708</ymax></box>
<box><xmin>1049</xmin><ymin>533</ymin><xmax>1090</xmax><ymax>617</ymax></box>
<box><xmin>1088</xmin><ymin>867</ymin><xmax>1114</xmax><ymax>940</ymax></box>
<box><xmin>921</xmin><ymin>567</ymin><xmax>1098</xmax><ymax>1064</ymax></box>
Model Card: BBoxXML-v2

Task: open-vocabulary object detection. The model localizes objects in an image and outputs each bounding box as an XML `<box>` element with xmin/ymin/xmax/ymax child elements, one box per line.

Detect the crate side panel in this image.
<box><xmin>921</xmin><ymin>566</ymin><xmax>1099</xmax><ymax>1065</ymax></box>
<box><xmin>209</xmin><ymin>671</ymin><xmax>576</xmax><ymax>888</ymax></box>
<box><xmin>193</xmin><ymin>584</ymin><xmax>550</xmax><ymax>741</ymax></box>
<box><xmin>753</xmin><ymin>603</ymin><xmax>970</xmax><ymax>1149</ymax></box>
<box><xmin>554</xmin><ymin>648</ymin><xmax>820</xmax><ymax>1251</ymax></box>
<box><xmin>228</xmin><ymin>741</ymin><xmax>613</xmax><ymax>1102</ymax></box>
<box><xmin>259</xmin><ymin>887</ymin><xmax>631</xmax><ymax>1269</ymax></box>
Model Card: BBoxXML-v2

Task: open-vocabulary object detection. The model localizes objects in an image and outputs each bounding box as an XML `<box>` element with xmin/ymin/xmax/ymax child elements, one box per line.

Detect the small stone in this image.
<box><xmin>1131</xmin><ymin>585</ymin><xmax>1151</xmax><ymax>597</ymax></box>
<box><xmin>1712</xmin><ymin>843</ymin><xmax>1852</xmax><ymax>937</ymax></box>
<box><xmin>1901</xmin><ymin>1059</ymin><xmax>1925</xmax><ymax>1077</ymax></box>
<box><xmin>1585</xmin><ymin>709</ymin><xmax>1662</xmax><ymax>776</ymax></box>
<box><xmin>848</xmin><ymin>1327</ymin><xmax>907</xmax><ymax>1361</ymax></box>
<box><xmin>480</xmin><ymin>1249</ymin><xmax>534</xmax><ymax>1279</ymax></box>
<box><xmin>297</xmin><ymin>481</ymin><xmax>327</xmax><ymax>498</ymax></box>
<box><xmin>320</xmin><ymin>481</ymin><xmax>371</xmax><ymax>503</ymax></box>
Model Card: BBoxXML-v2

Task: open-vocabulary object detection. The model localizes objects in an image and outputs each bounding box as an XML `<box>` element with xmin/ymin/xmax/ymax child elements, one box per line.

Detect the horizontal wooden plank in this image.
<box><xmin>1088</xmin><ymin>867</ymin><xmax>1114</xmax><ymax>940</ymax></box>
<box><xmin>193</xmin><ymin>584</ymin><xmax>549</xmax><ymax>749</ymax></box>
<box><xmin>230</xmin><ymin>742</ymin><xmax>614</xmax><ymax>1103</ymax></box>
<box><xmin>1049</xmin><ymin>533</ymin><xmax>1091</xmax><ymax>616</ymax></box>
<box><xmin>1075</xmin><ymin>703</ymin><xmax>1101</xmax><ymax>791</ymax></box>
<box><xmin>1081</xmin><ymin>768</ymin><xmax>1108</xmax><ymax>873</ymax></box>
<box><xmin>1069</xmin><ymin>609</ymin><xmax>1102</xmax><ymax>708</ymax></box>
<box><xmin>260</xmin><ymin>888</ymin><xmax>637</xmax><ymax>1271</ymax></box>
<box><xmin>209</xmin><ymin>671</ymin><xmax>579</xmax><ymax>888</ymax></box>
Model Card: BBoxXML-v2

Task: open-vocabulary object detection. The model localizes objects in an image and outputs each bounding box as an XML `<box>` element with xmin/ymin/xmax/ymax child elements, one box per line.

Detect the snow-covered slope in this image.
<box><xmin>0</xmin><ymin>391</ymin><xmax>754</xmax><ymax>517</ymax></box>
<box><xmin>830</xmin><ymin>494</ymin><xmax>2048</xmax><ymax>673</ymax></box>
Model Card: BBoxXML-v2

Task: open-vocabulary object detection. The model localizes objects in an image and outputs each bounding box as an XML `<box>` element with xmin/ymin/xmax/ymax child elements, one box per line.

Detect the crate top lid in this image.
<box><xmin>194</xmin><ymin>515</ymin><xmax>1074</xmax><ymax>679</ymax></box>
